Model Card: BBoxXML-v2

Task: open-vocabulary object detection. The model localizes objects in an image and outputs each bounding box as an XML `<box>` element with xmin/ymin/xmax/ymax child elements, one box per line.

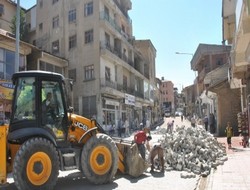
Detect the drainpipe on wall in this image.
<box><xmin>241</xmin><ymin>84</ymin><xmax>245</xmax><ymax>112</ymax></box>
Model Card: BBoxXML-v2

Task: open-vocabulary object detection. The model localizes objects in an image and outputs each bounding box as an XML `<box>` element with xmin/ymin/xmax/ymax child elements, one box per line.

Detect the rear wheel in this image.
<box><xmin>81</xmin><ymin>133</ymin><xmax>118</xmax><ymax>184</ymax></box>
<box><xmin>13</xmin><ymin>137</ymin><xmax>59</xmax><ymax>190</ymax></box>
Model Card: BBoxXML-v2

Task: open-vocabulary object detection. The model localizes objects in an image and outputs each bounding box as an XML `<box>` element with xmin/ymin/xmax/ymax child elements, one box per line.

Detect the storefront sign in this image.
<box><xmin>125</xmin><ymin>93</ymin><xmax>135</xmax><ymax>106</ymax></box>
<box><xmin>105</xmin><ymin>99</ymin><xmax>119</xmax><ymax>106</ymax></box>
<box><xmin>0</xmin><ymin>80</ymin><xmax>14</xmax><ymax>100</ymax></box>
<box><xmin>135</xmin><ymin>102</ymin><xmax>142</xmax><ymax>108</ymax></box>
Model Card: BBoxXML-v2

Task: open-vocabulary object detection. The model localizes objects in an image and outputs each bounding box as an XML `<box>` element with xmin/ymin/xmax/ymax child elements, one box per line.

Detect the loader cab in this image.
<box><xmin>8</xmin><ymin>71</ymin><xmax>70</xmax><ymax>145</ymax></box>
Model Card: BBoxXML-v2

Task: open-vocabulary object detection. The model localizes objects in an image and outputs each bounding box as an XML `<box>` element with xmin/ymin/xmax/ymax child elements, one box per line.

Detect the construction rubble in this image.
<box><xmin>152</xmin><ymin>125</ymin><xmax>228</xmax><ymax>178</ymax></box>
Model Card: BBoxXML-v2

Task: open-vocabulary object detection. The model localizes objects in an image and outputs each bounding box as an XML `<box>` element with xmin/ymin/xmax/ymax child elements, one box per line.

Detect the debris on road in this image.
<box><xmin>152</xmin><ymin>125</ymin><xmax>227</xmax><ymax>178</ymax></box>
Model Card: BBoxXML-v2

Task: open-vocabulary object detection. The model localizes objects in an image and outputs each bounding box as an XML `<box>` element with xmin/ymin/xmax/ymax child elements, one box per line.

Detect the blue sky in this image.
<box><xmin>21</xmin><ymin>0</ymin><xmax>222</xmax><ymax>90</ymax></box>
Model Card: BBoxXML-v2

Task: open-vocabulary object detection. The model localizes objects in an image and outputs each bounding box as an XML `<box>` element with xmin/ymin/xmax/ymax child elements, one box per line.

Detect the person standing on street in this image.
<box><xmin>225</xmin><ymin>121</ymin><xmax>234</xmax><ymax>149</ymax></box>
<box><xmin>146</xmin><ymin>118</ymin><xmax>151</xmax><ymax>129</ymax></box>
<box><xmin>209</xmin><ymin>113</ymin><xmax>216</xmax><ymax>134</ymax></box>
<box><xmin>167</xmin><ymin>120</ymin><xmax>174</xmax><ymax>134</ymax></box>
<box><xmin>117</xmin><ymin>118</ymin><xmax>122</xmax><ymax>137</ymax></box>
<box><xmin>191</xmin><ymin>116</ymin><xmax>196</xmax><ymax>127</ymax></box>
<box><xmin>124</xmin><ymin>118</ymin><xmax>130</xmax><ymax>137</ymax></box>
<box><xmin>203</xmin><ymin>115</ymin><xmax>208</xmax><ymax>131</ymax></box>
<box><xmin>134</xmin><ymin>127</ymin><xmax>151</xmax><ymax>160</ymax></box>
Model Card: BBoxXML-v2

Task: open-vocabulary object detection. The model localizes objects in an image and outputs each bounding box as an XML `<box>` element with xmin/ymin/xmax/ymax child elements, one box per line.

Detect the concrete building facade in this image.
<box><xmin>189</xmin><ymin>44</ymin><xmax>241</xmax><ymax>136</ymax></box>
<box><xmin>160</xmin><ymin>80</ymin><xmax>174</xmax><ymax>115</ymax></box>
<box><xmin>25</xmin><ymin>0</ymin><xmax>160</xmax><ymax>129</ymax></box>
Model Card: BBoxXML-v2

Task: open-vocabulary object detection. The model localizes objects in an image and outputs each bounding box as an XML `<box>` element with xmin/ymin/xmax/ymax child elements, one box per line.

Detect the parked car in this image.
<box><xmin>175</xmin><ymin>111</ymin><xmax>183</xmax><ymax>117</ymax></box>
<box><xmin>165</xmin><ymin>112</ymin><xmax>171</xmax><ymax>117</ymax></box>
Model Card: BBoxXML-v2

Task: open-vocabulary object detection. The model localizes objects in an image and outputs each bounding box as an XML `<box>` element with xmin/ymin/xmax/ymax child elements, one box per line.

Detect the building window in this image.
<box><xmin>84</xmin><ymin>65</ymin><xmax>94</xmax><ymax>80</ymax></box>
<box><xmin>84</xmin><ymin>2</ymin><xmax>93</xmax><ymax>16</ymax></box>
<box><xmin>39</xmin><ymin>61</ymin><xmax>62</xmax><ymax>74</ymax></box>
<box><xmin>52</xmin><ymin>16</ymin><xmax>59</xmax><ymax>28</ymax></box>
<box><xmin>32</xmin><ymin>40</ymin><xmax>36</xmax><ymax>46</ymax></box>
<box><xmin>68</xmin><ymin>9</ymin><xmax>76</xmax><ymax>23</ymax></box>
<box><xmin>69</xmin><ymin>69</ymin><xmax>76</xmax><ymax>82</ymax></box>
<box><xmin>85</xmin><ymin>29</ymin><xmax>93</xmax><ymax>44</ymax></box>
<box><xmin>123</xmin><ymin>75</ymin><xmax>127</xmax><ymax>91</ymax></box>
<box><xmin>52</xmin><ymin>0</ymin><xmax>58</xmax><ymax>4</ymax></box>
<box><xmin>104</xmin><ymin>6</ymin><xmax>109</xmax><ymax>21</ymax></box>
<box><xmin>39</xmin><ymin>23</ymin><xmax>43</xmax><ymax>31</ymax></box>
<box><xmin>69</xmin><ymin>35</ymin><xmax>77</xmax><ymax>49</ymax></box>
<box><xmin>216</xmin><ymin>58</ymin><xmax>223</xmax><ymax>66</ymax></box>
<box><xmin>105</xmin><ymin>67</ymin><xmax>111</xmax><ymax>81</ymax></box>
<box><xmin>0</xmin><ymin>4</ymin><xmax>4</xmax><ymax>15</ymax></box>
<box><xmin>0</xmin><ymin>48</ymin><xmax>24</xmax><ymax>80</ymax></box>
<box><xmin>52</xmin><ymin>40</ymin><xmax>59</xmax><ymax>54</ymax></box>
<box><xmin>105</xmin><ymin>32</ymin><xmax>110</xmax><ymax>49</ymax></box>
<box><xmin>39</xmin><ymin>0</ymin><xmax>43</xmax><ymax>8</ymax></box>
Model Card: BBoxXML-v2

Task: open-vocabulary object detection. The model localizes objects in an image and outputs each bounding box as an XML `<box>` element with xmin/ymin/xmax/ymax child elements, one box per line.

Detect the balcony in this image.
<box><xmin>100</xmin><ymin>11</ymin><xmax>132</xmax><ymax>42</ymax></box>
<box><xmin>100</xmin><ymin>12</ymin><xmax>121</xmax><ymax>34</ymax></box>
<box><xmin>100</xmin><ymin>78</ymin><xmax>144</xmax><ymax>99</ymax></box>
<box><xmin>100</xmin><ymin>41</ymin><xmax>135</xmax><ymax>69</ymax></box>
<box><xmin>113</xmin><ymin>0</ymin><xmax>132</xmax><ymax>23</ymax></box>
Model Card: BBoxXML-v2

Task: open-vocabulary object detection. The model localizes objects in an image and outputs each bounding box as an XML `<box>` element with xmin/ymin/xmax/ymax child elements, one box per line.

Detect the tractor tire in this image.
<box><xmin>13</xmin><ymin>137</ymin><xmax>59</xmax><ymax>190</ymax></box>
<box><xmin>81</xmin><ymin>133</ymin><xmax>118</xmax><ymax>184</ymax></box>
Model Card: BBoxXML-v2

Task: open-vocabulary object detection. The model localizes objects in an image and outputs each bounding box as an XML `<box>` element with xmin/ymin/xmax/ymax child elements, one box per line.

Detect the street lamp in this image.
<box><xmin>175</xmin><ymin>52</ymin><xmax>193</xmax><ymax>56</ymax></box>
<box><xmin>175</xmin><ymin>52</ymin><xmax>202</xmax><ymax>118</ymax></box>
<box><xmin>15</xmin><ymin>0</ymin><xmax>20</xmax><ymax>72</ymax></box>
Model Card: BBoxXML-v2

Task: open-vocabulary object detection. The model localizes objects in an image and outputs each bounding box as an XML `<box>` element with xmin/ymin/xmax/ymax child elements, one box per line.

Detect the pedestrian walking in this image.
<box><xmin>167</xmin><ymin>120</ymin><xmax>174</xmax><ymax>134</ymax></box>
<box><xmin>181</xmin><ymin>114</ymin><xmax>183</xmax><ymax>122</ymax></box>
<box><xmin>225</xmin><ymin>121</ymin><xmax>234</xmax><ymax>149</ymax></box>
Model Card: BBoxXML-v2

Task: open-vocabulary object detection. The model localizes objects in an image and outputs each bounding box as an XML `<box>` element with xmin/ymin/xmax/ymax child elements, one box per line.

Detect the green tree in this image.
<box><xmin>10</xmin><ymin>9</ymin><xmax>28</xmax><ymax>42</ymax></box>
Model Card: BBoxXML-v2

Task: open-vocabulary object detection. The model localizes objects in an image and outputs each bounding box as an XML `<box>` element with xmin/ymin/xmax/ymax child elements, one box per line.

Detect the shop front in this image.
<box><xmin>0</xmin><ymin>80</ymin><xmax>14</xmax><ymax>124</ymax></box>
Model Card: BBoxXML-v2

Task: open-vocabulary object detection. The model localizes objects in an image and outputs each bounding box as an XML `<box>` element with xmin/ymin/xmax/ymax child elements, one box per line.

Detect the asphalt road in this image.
<box><xmin>2</xmin><ymin>117</ymin><xmax>200</xmax><ymax>190</ymax></box>
<box><xmin>3</xmin><ymin>169</ymin><xmax>199</xmax><ymax>190</ymax></box>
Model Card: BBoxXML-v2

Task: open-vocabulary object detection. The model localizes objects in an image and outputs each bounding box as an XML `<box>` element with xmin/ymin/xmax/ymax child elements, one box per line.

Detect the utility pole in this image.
<box><xmin>175</xmin><ymin>52</ymin><xmax>202</xmax><ymax>118</ymax></box>
<box><xmin>15</xmin><ymin>0</ymin><xmax>20</xmax><ymax>72</ymax></box>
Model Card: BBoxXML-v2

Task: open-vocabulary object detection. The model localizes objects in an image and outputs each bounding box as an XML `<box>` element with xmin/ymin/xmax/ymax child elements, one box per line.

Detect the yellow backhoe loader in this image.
<box><xmin>0</xmin><ymin>71</ymin><xmax>147</xmax><ymax>190</ymax></box>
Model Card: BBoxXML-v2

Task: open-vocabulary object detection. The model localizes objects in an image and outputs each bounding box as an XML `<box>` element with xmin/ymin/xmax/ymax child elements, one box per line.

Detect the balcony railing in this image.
<box><xmin>100</xmin><ymin>41</ymin><xmax>136</xmax><ymax>68</ymax></box>
<box><xmin>100</xmin><ymin>78</ymin><xmax>144</xmax><ymax>99</ymax></box>
<box><xmin>113</xmin><ymin>0</ymin><xmax>132</xmax><ymax>24</ymax></box>
<box><xmin>100</xmin><ymin>78</ymin><xmax>117</xmax><ymax>89</ymax></box>
<box><xmin>100</xmin><ymin>11</ymin><xmax>132</xmax><ymax>41</ymax></box>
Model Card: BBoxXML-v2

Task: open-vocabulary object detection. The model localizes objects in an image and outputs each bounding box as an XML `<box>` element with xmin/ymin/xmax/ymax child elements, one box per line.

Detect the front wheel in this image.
<box><xmin>81</xmin><ymin>133</ymin><xmax>118</xmax><ymax>184</ymax></box>
<box><xmin>13</xmin><ymin>137</ymin><xmax>59</xmax><ymax>190</ymax></box>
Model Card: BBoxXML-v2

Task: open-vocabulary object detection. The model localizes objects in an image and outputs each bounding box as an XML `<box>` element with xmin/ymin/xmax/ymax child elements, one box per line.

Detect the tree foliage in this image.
<box><xmin>10</xmin><ymin>9</ymin><xmax>28</xmax><ymax>42</ymax></box>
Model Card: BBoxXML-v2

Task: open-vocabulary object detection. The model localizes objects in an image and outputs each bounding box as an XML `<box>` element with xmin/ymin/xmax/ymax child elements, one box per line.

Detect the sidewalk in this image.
<box><xmin>197</xmin><ymin>136</ymin><xmax>250</xmax><ymax>190</ymax></box>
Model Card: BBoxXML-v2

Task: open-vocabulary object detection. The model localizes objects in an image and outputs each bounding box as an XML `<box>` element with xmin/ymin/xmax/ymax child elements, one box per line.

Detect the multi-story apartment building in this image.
<box><xmin>160</xmin><ymin>79</ymin><xmax>174</xmax><ymax>116</ymax></box>
<box><xmin>0</xmin><ymin>0</ymin><xmax>17</xmax><ymax>32</ymax></box>
<box><xmin>223</xmin><ymin>0</ymin><xmax>250</xmax><ymax>138</ymax></box>
<box><xmin>26</xmin><ymin>0</ymin><xmax>159</xmax><ymax>128</ymax></box>
<box><xmin>190</xmin><ymin>44</ymin><xmax>231</xmax><ymax>117</ymax></box>
<box><xmin>189</xmin><ymin>43</ymin><xmax>241</xmax><ymax>136</ymax></box>
<box><xmin>223</xmin><ymin>0</ymin><xmax>250</xmax><ymax>106</ymax></box>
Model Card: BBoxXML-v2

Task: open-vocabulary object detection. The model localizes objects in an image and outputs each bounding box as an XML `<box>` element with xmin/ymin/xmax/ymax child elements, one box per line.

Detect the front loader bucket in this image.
<box><xmin>114</xmin><ymin>138</ymin><xmax>148</xmax><ymax>177</ymax></box>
